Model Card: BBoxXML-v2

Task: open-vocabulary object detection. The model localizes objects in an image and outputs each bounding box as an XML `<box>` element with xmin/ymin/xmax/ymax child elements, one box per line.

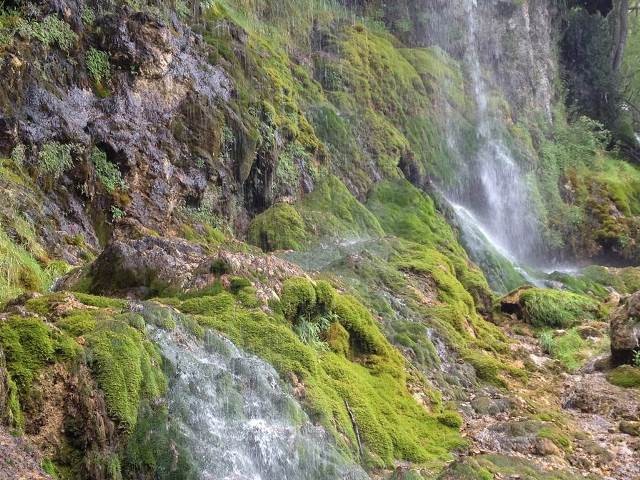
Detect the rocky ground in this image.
<box><xmin>0</xmin><ymin>426</ymin><xmax>51</xmax><ymax>480</ymax></box>
<box><xmin>460</xmin><ymin>324</ymin><xmax>640</xmax><ymax>480</ymax></box>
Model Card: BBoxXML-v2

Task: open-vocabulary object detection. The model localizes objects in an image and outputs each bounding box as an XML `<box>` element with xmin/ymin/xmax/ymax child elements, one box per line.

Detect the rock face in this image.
<box><xmin>610</xmin><ymin>291</ymin><xmax>640</xmax><ymax>365</ymax></box>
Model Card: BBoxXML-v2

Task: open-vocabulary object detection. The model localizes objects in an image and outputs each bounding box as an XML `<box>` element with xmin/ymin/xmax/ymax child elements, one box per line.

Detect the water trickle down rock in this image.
<box><xmin>148</xmin><ymin>321</ymin><xmax>369</xmax><ymax>480</ymax></box>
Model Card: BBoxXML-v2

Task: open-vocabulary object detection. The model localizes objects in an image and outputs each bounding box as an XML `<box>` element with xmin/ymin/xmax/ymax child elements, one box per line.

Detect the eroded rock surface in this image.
<box><xmin>609</xmin><ymin>290</ymin><xmax>640</xmax><ymax>365</ymax></box>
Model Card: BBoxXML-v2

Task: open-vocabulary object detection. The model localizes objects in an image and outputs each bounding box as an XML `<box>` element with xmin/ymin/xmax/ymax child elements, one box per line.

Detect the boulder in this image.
<box><xmin>88</xmin><ymin>236</ymin><xmax>210</xmax><ymax>296</ymax></box>
<box><xmin>609</xmin><ymin>291</ymin><xmax>640</xmax><ymax>365</ymax></box>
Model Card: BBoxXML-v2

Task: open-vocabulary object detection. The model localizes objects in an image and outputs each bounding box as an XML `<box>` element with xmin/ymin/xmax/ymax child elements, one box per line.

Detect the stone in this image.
<box><xmin>88</xmin><ymin>236</ymin><xmax>207</xmax><ymax>296</ymax></box>
<box><xmin>609</xmin><ymin>291</ymin><xmax>640</xmax><ymax>365</ymax></box>
<box><xmin>533</xmin><ymin>437</ymin><xmax>560</xmax><ymax>456</ymax></box>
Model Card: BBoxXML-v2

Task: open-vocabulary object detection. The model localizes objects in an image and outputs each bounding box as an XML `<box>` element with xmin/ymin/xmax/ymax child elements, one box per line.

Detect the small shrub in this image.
<box><xmin>110</xmin><ymin>206</ymin><xmax>126</xmax><ymax>220</ymax></box>
<box><xmin>81</xmin><ymin>7</ymin><xmax>95</xmax><ymax>26</ymax></box>
<box><xmin>86</xmin><ymin>48</ymin><xmax>110</xmax><ymax>83</ymax></box>
<box><xmin>37</xmin><ymin>142</ymin><xmax>75</xmax><ymax>178</ymax></box>
<box><xmin>538</xmin><ymin>330</ymin><xmax>554</xmax><ymax>355</ymax></box>
<box><xmin>91</xmin><ymin>147</ymin><xmax>125</xmax><ymax>192</ymax></box>
<box><xmin>10</xmin><ymin>144</ymin><xmax>26</xmax><ymax>167</ymax></box>
<box><xmin>634</xmin><ymin>350</ymin><xmax>640</xmax><ymax>368</ymax></box>
<box><xmin>294</xmin><ymin>318</ymin><xmax>329</xmax><ymax>350</ymax></box>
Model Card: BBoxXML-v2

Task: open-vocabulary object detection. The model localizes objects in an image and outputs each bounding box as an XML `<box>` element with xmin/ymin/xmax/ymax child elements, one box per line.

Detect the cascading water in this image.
<box><xmin>147</xmin><ymin>316</ymin><xmax>369</xmax><ymax>480</ymax></box>
<box><xmin>445</xmin><ymin>0</ymin><xmax>542</xmax><ymax>265</ymax></box>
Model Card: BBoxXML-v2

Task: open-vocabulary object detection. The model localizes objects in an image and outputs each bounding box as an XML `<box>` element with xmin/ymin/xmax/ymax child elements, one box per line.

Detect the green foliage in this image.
<box><xmin>294</xmin><ymin>317</ymin><xmax>330</xmax><ymax>350</ymax></box>
<box><xmin>561</xmin><ymin>6</ymin><xmax>630</xmax><ymax>143</ymax></box>
<box><xmin>86</xmin><ymin>48</ymin><xmax>111</xmax><ymax>83</ymax></box>
<box><xmin>111</xmin><ymin>206</ymin><xmax>126</xmax><ymax>220</ymax></box>
<box><xmin>634</xmin><ymin>350</ymin><xmax>640</xmax><ymax>368</ymax></box>
<box><xmin>0</xmin><ymin>226</ymin><xmax>52</xmax><ymax>304</ymax></box>
<box><xmin>606</xmin><ymin>365</ymin><xmax>640</xmax><ymax>388</ymax></box>
<box><xmin>91</xmin><ymin>147</ymin><xmax>125</xmax><ymax>192</ymax></box>
<box><xmin>519</xmin><ymin>288</ymin><xmax>601</xmax><ymax>328</ymax></box>
<box><xmin>37</xmin><ymin>142</ymin><xmax>75</xmax><ymax>179</ymax></box>
<box><xmin>41</xmin><ymin>458</ymin><xmax>59</xmax><ymax>478</ymax></box>
<box><xmin>10</xmin><ymin>144</ymin><xmax>26</xmax><ymax>167</ymax></box>
<box><xmin>538</xmin><ymin>329</ymin><xmax>587</xmax><ymax>372</ymax></box>
<box><xmin>17</xmin><ymin>15</ymin><xmax>78</xmax><ymax>52</ymax></box>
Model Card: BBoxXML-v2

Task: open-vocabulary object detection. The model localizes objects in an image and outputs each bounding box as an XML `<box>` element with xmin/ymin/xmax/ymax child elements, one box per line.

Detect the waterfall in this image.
<box><xmin>148</xmin><ymin>321</ymin><xmax>369</xmax><ymax>480</ymax></box>
<box><xmin>444</xmin><ymin>0</ymin><xmax>542</xmax><ymax>266</ymax></box>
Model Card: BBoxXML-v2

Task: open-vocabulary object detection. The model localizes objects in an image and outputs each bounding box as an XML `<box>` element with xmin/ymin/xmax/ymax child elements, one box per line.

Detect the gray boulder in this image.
<box><xmin>610</xmin><ymin>291</ymin><xmax>640</xmax><ymax>365</ymax></box>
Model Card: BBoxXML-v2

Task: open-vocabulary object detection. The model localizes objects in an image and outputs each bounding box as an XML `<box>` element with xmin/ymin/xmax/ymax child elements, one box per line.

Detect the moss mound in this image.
<box><xmin>607</xmin><ymin>365</ymin><xmax>640</xmax><ymax>388</ymax></box>
<box><xmin>519</xmin><ymin>288</ymin><xmax>601</xmax><ymax>328</ymax></box>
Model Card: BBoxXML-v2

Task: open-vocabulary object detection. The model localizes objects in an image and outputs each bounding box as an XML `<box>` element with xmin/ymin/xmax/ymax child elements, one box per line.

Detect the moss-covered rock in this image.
<box><xmin>606</xmin><ymin>365</ymin><xmax>640</xmax><ymax>388</ymax></box>
<box><xmin>510</xmin><ymin>288</ymin><xmax>602</xmax><ymax>328</ymax></box>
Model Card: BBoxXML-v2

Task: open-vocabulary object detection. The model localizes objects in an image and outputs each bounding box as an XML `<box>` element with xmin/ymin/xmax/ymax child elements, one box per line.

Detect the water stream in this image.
<box><xmin>147</xmin><ymin>319</ymin><xmax>369</xmax><ymax>480</ymax></box>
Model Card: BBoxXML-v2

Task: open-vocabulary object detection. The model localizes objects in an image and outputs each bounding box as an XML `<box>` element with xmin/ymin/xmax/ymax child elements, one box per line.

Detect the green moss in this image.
<box><xmin>248</xmin><ymin>203</ymin><xmax>309</xmax><ymax>251</ymax></box>
<box><xmin>56</xmin><ymin>311</ymin><xmax>99</xmax><ymax>337</ymax></box>
<box><xmin>606</xmin><ymin>365</ymin><xmax>640</xmax><ymax>388</ymax></box>
<box><xmin>248</xmin><ymin>176</ymin><xmax>383</xmax><ymax>252</ymax></box>
<box><xmin>123</xmin><ymin>401</ymin><xmax>196</xmax><ymax>479</ymax></box>
<box><xmin>438</xmin><ymin>411</ymin><xmax>463</xmax><ymax>429</ymax></box>
<box><xmin>439</xmin><ymin>454</ymin><xmax>586</xmax><ymax>480</ymax></box>
<box><xmin>325</xmin><ymin>322</ymin><xmax>350</xmax><ymax>356</ymax></box>
<box><xmin>86</xmin><ymin>320</ymin><xmax>166</xmax><ymax>431</ymax></box>
<box><xmin>170</xmin><ymin>287</ymin><xmax>463</xmax><ymax>468</ymax></box>
<box><xmin>0</xmin><ymin>315</ymin><xmax>82</xmax><ymax>431</ymax></box>
<box><xmin>538</xmin><ymin>426</ymin><xmax>572</xmax><ymax>451</ymax></box>
<box><xmin>366</xmin><ymin>179</ymin><xmax>493</xmax><ymax>309</ymax></box>
<box><xmin>280</xmin><ymin>277</ymin><xmax>317</xmax><ymax>321</ymax></box>
<box><xmin>0</xmin><ymin>317</ymin><xmax>55</xmax><ymax>392</ymax></box>
<box><xmin>519</xmin><ymin>288</ymin><xmax>601</xmax><ymax>328</ymax></box>
<box><xmin>180</xmin><ymin>292</ymin><xmax>236</xmax><ymax>316</ymax></box>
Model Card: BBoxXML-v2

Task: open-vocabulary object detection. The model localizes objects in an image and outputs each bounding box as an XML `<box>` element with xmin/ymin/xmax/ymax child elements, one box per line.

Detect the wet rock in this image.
<box><xmin>471</xmin><ymin>394</ymin><xmax>511</xmax><ymax>416</ymax></box>
<box><xmin>499</xmin><ymin>285</ymin><xmax>532</xmax><ymax>317</ymax></box>
<box><xmin>564</xmin><ymin>372</ymin><xmax>639</xmax><ymax>419</ymax></box>
<box><xmin>99</xmin><ymin>10</ymin><xmax>176</xmax><ymax>78</ymax></box>
<box><xmin>609</xmin><ymin>290</ymin><xmax>640</xmax><ymax>365</ymax></box>
<box><xmin>83</xmin><ymin>236</ymin><xmax>308</xmax><ymax>300</ymax></box>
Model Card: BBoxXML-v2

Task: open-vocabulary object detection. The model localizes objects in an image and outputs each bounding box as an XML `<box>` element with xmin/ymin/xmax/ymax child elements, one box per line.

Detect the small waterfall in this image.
<box><xmin>148</xmin><ymin>322</ymin><xmax>369</xmax><ymax>480</ymax></box>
